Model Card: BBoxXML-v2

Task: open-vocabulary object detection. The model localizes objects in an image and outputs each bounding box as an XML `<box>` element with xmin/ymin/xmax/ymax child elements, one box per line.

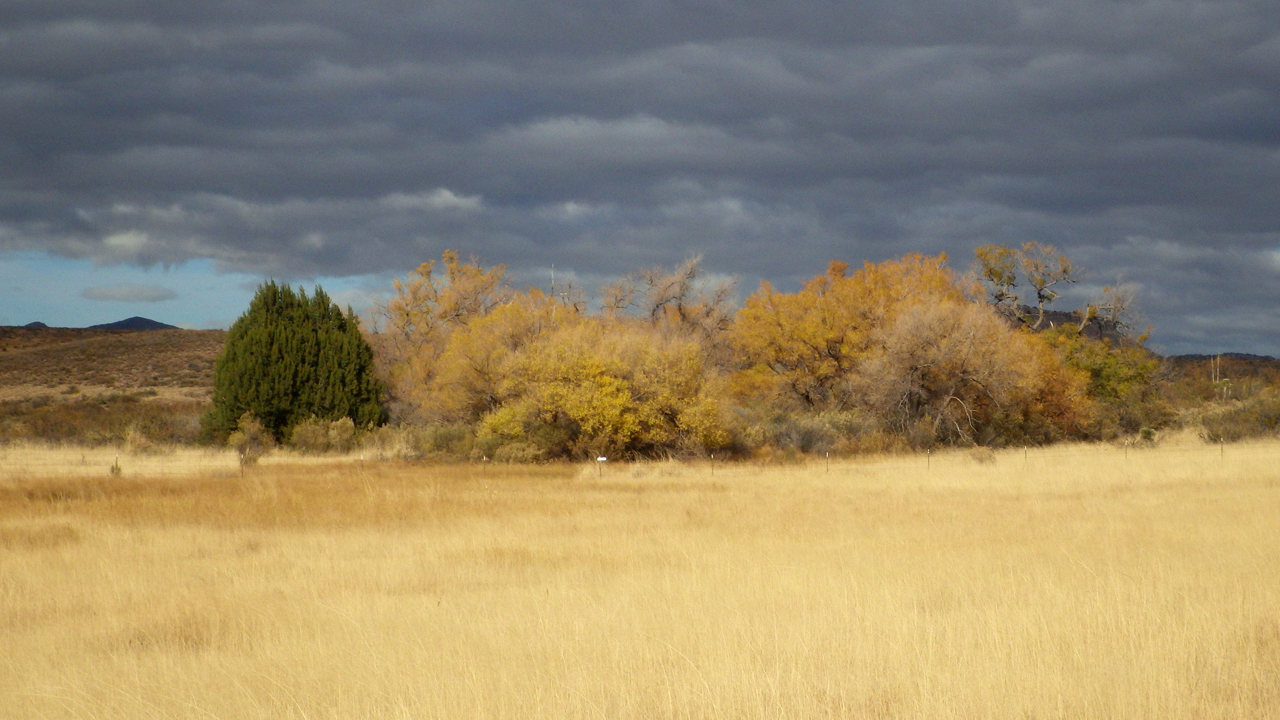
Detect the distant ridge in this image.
<box><xmin>1169</xmin><ymin>352</ymin><xmax>1278</xmax><ymax>362</ymax></box>
<box><xmin>87</xmin><ymin>316</ymin><xmax>177</xmax><ymax>331</ymax></box>
<box><xmin>23</xmin><ymin>321</ymin><xmax>48</xmax><ymax>328</ymax></box>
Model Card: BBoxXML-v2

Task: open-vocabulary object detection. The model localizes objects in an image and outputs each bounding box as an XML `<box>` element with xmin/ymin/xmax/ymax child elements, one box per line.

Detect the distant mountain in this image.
<box><xmin>1168</xmin><ymin>352</ymin><xmax>1278</xmax><ymax>362</ymax></box>
<box><xmin>87</xmin><ymin>316</ymin><xmax>177</xmax><ymax>331</ymax></box>
<box><xmin>1163</xmin><ymin>353</ymin><xmax>1280</xmax><ymax>391</ymax></box>
<box><xmin>23</xmin><ymin>321</ymin><xmax>48</xmax><ymax>328</ymax></box>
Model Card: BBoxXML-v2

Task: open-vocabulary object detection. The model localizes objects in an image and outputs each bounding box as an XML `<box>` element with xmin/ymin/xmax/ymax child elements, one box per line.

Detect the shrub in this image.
<box><xmin>361</xmin><ymin>425</ymin><xmax>414</xmax><ymax>460</ymax></box>
<box><xmin>734</xmin><ymin>410</ymin><xmax>890</xmax><ymax>457</ymax></box>
<box><xmin>361</xmin><ymin>423</ymin><xmax>474</xmax><ymax>461</ymax></box>
<box><xmin>327</xmin><ymin>417</ymin><xmax>356</xmax><ymax>453</ymax></box>
<box><xmin>123</xmin><ymin>426</ymin><xmax>162</xmax><ymax>455</ymax></box>
<box><xmin>228</xmin><ymin>414</ymin><xmax>275</xmax><ymax>465</ymax></box>
<box><xmin>970</xmin><ymin>447</ymin><xmax>996</xmax><ymax>464</ymax></box>
<box><xmin>492</xmin><ymin>441</ymin><xmax>542</xmax><ymax>464</ymax></box>
<box><xmin>1200</xmin><ymin>395</ymin><xmax>1280</xmax><ymax>443</ymax></box>
<box><xmin>288</xmin><ymin>417</ymin><xmax>331</xmax><ymax>454</ymax></box>
<box><xmin>287</xmin><ymin>417</ymin><xmax>359</xmax><ymax>455</ymax></box>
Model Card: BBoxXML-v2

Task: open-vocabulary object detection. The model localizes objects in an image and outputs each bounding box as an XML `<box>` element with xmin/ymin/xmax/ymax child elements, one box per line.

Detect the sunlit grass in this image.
<box><xmin>2</xmin><ymin>441</ymin><xmax>1278</xmax><ymax>718</ymax></box>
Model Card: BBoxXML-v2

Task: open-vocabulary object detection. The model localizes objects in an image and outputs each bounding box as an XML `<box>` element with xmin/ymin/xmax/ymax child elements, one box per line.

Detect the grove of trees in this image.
<box><xmin>360</xmin><ymin>248</ymin><xmax>1168</xmax><ymax>461</ymax></box>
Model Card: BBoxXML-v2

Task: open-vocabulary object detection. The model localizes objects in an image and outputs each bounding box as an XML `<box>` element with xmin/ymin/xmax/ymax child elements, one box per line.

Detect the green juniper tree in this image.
<box><xmin>204</xmin><ymin>281</ymin><xmax>386</xmax><ymax>442</ymax></box>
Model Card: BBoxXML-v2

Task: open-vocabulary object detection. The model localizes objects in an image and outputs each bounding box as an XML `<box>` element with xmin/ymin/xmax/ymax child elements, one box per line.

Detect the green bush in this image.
<box><xmin>205</xmin><ymin>281</ymin><xmax>386</xmax><ymax>443</ymax></box>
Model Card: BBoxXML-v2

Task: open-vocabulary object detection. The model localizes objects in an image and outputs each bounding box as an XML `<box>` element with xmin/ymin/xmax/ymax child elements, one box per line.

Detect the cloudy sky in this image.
<box><xmin>2</xmin><ymin>0</ymin><xmax>1279</xmax><ymax>355</ymax></box>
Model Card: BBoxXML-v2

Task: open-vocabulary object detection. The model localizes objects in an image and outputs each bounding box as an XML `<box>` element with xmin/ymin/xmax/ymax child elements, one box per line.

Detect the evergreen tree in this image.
<box><xmin>204</xmin><ymin>281</ymin><xmax>386</xmax><ymax>442</ymax></box>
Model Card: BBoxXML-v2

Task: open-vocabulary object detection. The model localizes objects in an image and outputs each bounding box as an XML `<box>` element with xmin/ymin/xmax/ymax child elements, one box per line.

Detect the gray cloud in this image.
<box><xmin>2</xmin><ymin>0</ymin><xmax>1280</xmax><ymax>353</ymax></box>
<box><xmin>81</xmin><ymin>283</ymin><xmax>178</xmax><ymax>303</ymax></box>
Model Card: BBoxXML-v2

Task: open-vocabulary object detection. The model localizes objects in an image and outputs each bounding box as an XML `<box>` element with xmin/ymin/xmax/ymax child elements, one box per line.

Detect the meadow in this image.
<box><xmin>1</xmin><ymin>439</ymin><xmax>1278</xmax><ymax>719</ymax></box>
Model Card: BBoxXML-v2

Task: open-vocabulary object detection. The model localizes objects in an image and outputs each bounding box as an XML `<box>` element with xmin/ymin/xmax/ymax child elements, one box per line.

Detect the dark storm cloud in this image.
<box><xmin>2</xmin><ymin>0</ymin><xmax>1280</xmax><ymax>352</ymax></box>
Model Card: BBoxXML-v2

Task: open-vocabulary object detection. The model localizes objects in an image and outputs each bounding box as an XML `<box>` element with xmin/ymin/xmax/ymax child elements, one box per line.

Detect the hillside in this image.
<box><xmin>0</xmin><ymin>327</ymin><xmax>226</xmax><ymax>399</ymax></box>
<box><xmin>1161</xmin><ymin>352</ymin><xmax>1280</xmax><ymax>405</ymax></box>
<box><xmin>0</xmin><ymin>326</ymin><xmax>228</xmax><ymax>446</ymax></box>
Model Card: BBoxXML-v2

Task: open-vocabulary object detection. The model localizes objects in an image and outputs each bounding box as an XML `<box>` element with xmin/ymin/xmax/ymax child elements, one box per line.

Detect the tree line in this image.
<box><xmin>207</xmin><ymin>245</ymin><xmax>1175</xmax><ymax>460</ymax></box>
<box><xmin>213</xmin><ymin>245</ymin><xmax>1167</xmax><ymax>459</ymax></box>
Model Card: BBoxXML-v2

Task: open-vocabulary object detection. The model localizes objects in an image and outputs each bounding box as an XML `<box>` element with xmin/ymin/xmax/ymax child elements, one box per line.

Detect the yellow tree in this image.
<box><xmin>429</xmin><ymin>289</ymin><xmax>575</xmax><ymax>423</ymax></box>
<box><xmin>1017</xmin><ymin>332</ymin><xmax>1095</xmax><ymax>441</ymax></box>
<box><xmin>376</xmin><ymin>250</ymin><xmax>511</xmax><ymax>421</ymax></box>
<box><xmin>730</xmin><ymin>253</ymin><xmax>964</xmax><ymax>410</ymax></box>
<box><xmin>479</xmin><ymin>319</ymin><xmax>727</xmax><ymax>459</ymax></box>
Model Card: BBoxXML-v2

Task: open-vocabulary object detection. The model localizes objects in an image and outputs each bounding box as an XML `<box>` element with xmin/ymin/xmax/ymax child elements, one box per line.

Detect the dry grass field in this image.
<box><xmin>1</xmin><ymin>441</ymin><xmax>1278</xmax><ymax>719</ymax></box>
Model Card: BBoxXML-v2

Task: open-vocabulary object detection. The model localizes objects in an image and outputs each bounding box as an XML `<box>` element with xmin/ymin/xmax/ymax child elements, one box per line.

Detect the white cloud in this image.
<box><xmin>103</xmin><ymin>230</ymin><xmax>149</xmax><ymax>254</ymax></box>
<box><xmin>297</xmin><ymin>232</ymin><xmax>327</xmax><ymax>250</ymax></box>
<box><xmin>484</xmin><ymin>114</ymin><xmax>764</xmax><ymax>168</ymax></box>
<box><xmin>537</xmin><ymin>200</ymin><xmax>614</xmax><ymax>220</ymax></box>
<box><xmin>380</xmin><ymin>188</ymin><xmax>483</xmax><ymax>212</ymax></box>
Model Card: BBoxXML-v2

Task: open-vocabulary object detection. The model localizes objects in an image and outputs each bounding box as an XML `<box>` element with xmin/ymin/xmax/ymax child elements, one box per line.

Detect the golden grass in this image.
<box><xmin>1</xmin><ymin>442</ymin><xmax>1278</xmax><ymax>718</ymax></box>
<box><xmin>0</xmin><ymin>444</ymin><xmax>240</xmax><ymax>480</ymax></box>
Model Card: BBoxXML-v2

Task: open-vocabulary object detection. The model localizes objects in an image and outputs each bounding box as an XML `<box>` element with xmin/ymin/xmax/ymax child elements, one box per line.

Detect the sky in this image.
<box><xmin>2</xmin><ymin>0</ymin><xmax>1279</xmax><ymax>355</ymax></box>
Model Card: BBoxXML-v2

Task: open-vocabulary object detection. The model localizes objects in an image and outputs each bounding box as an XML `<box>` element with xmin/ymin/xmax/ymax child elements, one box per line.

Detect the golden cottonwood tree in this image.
<box><xmin>731</xmin><ymin>253</ymin><xmax>964</xmax><ymax>410</ymax></box>
<box><xmin>429</xmin><ymin>290</ymin><xmax>576</xmax><ymax>423</ymax></box>
<box><xmin>1014</xmin><ymin>333</ymin><xmax>1095</xmax><ymax>442</ymax></box>
<box><xmin>478</xmin><ymin>319</ymin><xmax>727</xmax><ymax>459</ymax></box>
<box><xmin>377</xmin><ymin>251</ymin><xmax>512</xmax><ymax>421</ymax></box>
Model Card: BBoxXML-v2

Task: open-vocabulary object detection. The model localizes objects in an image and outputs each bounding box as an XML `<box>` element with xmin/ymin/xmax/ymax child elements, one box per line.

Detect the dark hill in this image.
<box><xmin>1164</xmin><ymin>353</ymin><xmax>1280</xmax><ymax>379</ymax></box>
<box><xmin>88</xmin><ymin>316</ymin><xmax>177</xmax><ymax>331</ymax></box>
<box><xmin>23</xmin><ymin>321</ymin><xmax>48</xmax><ymax>328</ymax></box>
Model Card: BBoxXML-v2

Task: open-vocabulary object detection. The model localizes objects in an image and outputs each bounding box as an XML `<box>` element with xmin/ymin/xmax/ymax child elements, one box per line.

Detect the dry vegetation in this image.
<box><xmin>0</xmin><ymin>327</ymin><xmax>224</xmax><ymax>395</ymax></box>
<box><xmin>0</xmin><ymin>327</ymin><xmax>225</xmax><ymax>446</ymax></box>
<box><xmin>2</xmin><ymin>440</ymin><xmax>1278</xmax><ymax>718</ymax></box>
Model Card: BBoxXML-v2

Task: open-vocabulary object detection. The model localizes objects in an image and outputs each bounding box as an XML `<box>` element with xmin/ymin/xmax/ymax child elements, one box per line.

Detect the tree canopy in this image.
<box><xmin>369</xmin><ymin>249</ymin><xmax>1168</xmax><ymax>460</ymax></box>
<box><xmin>205</xmin><ymin>281</ymin><xmax>386</xmax><ymax>442</ymax></box>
